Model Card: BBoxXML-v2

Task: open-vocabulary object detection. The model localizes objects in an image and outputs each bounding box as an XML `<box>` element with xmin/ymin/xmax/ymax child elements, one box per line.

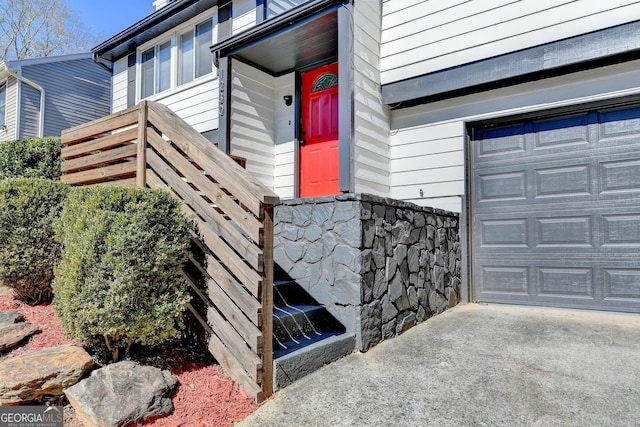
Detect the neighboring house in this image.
<box><xmin>0</xmin><ymin>53</ymin><xmax>111</xmax><ymax>142</ymax></box>
<box><xmin>91</xmin><ymin>0</ymin><xmax>640</xmax><ymax>326</ymax></box>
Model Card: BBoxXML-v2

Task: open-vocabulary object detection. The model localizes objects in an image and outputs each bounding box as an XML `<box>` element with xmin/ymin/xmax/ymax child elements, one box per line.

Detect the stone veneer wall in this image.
<box><xmin>273</xmin><ymin>193</ymin><xmax>461</xmax><ymax>352</ymax></box>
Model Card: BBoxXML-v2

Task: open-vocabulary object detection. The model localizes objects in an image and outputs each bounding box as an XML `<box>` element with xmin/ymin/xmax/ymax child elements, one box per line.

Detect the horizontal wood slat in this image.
<box><xmin>61</xmin><ymin>128</ymin><xmax>139</xmax><ymax>158</ymax></box>
<box><xmin>61</xmin><ymin>144</ymin><xmax>137</xmax><ymax>172</ymax></box>
<box><xmin>61</xmin><ymin>108</ymin><xmax>138</xmax><ymax>144</ymax></box>
<box><xmin>61</xmin><ymin>161</ymin><xmax>137</xmax><ymax>185</ymax></box>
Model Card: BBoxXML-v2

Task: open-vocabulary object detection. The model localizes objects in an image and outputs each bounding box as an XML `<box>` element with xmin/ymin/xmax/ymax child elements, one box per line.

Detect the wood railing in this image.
<box><xmin>60</xmin><ymin>101</ymin><xmax>279</xmax><ymax>402</ymax></box>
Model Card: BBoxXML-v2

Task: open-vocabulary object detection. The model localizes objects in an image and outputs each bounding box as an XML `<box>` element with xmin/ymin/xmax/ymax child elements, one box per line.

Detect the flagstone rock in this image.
<box><xmin>0</xmin><ymin>311</ymin><xmax>25</xmax><ymax>324</ymax></box>
<box><xmin>65</xmin><ymin>361</ymin><xmax>177</xmax><ymax>427</ymax></box>
<box><xmin>0</xmin><ymin>345</ymin><xmax>93</xmax><ymax>405</ymax></box>
<box><xmin>0</xmin><ymin>322</ymin><xmax>40</xmax><ymax>352</ymax></box>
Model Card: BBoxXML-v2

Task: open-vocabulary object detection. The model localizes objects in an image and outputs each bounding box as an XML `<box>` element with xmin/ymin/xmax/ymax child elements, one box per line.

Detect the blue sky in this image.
<box><xmin>66</xmin><ymin>0</ymin><xmax>154</xmax><ymax>40</ymax></box>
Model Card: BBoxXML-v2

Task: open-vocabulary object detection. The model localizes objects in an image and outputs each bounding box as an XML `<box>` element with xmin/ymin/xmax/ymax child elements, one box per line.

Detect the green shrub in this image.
<box><xmin>0</xmin><ymin>178</ymin><xmax>70</xmax><ymax>304</ymax></box>
<box><xmin>53</xmin><ymin>186</ymin><xmax>192</xmax><ymax>361</ymax></box>
<box><xmin>0</xmin><ymin>137</ymin><xmax>62</xmax><ymax>180</ymax></box>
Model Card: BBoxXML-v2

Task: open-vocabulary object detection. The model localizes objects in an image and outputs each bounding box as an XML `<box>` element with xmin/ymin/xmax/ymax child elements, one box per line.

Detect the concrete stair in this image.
<box><xmin>272</xmin><ymin>266</ymin><xmax>355</xmax><ymax>390</ymax></box>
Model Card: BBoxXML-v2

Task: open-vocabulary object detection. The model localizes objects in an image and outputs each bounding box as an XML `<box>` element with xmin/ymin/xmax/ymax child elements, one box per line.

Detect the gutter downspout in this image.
<box><xmin>5</xmin><ymin>68</ymin><xmax>45</xmax><ymax>137</ymax></box>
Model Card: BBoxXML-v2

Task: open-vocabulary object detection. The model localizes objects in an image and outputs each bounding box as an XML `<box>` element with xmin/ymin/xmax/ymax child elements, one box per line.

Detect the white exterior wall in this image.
<box><xmin>0</xmin><ymin>77</ymin><xmax>18</xmax><ymax>142</ymax></box>
<box><xmin>153</xmin><ymin>77</ymin><xmax>219</xmax><ymax>133</ymax></box>
<box><xmin>353</xmin><ymin>0</ymin><xmax>391</xmax><ymax>196</ymax></box>
<box><xmin>381</xmin><ymin>0</ymin><xmax>640</xmax><ymax>84</ymax></box>
<box><xmin>112</xmin><ymin>57</ymin><xmax>128</xmax><ymax>112</ymax></box>
<box><xmin>229</xmin><ymin>60</ymin><xmax>275</xmax><ymax>190</ymax></box>
<box><xmin>273</xmin><ymin>73</ymin><xmax>296</xmax><ymax>199</ymax></box>
<box><xmin>233</xmin><ymin>0</ymin><xmax>259</xmax><ymax>34</ymax></box>
<box><xmin>390</xmin><ymin>59</ymin><xmax>640</xmax><ymax>212</ymax></box>
<box><xmin>109</xmin><ymin>9</ymin><xmax>219</xmax><ymax>134</ymax></box>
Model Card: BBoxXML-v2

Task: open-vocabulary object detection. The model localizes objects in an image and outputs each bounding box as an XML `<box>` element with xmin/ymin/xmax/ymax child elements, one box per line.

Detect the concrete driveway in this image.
<box><xmin>238</xmin><ymin>303</ymin><xmax>640</xmax><ymax>426</ymax></box>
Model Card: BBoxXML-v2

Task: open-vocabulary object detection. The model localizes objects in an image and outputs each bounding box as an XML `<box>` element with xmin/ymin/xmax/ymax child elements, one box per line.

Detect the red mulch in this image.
<box><xmin>0</xmin><ymin>292</ymin><xmax>257</xmax><ymax>426</ymax></box>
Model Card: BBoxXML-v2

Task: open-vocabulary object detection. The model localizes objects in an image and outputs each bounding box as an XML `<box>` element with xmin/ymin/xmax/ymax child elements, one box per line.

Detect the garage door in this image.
<box><xmin>471</xmin><ymin>104</ymin><xmax>640</xmax><ymax>312</ymax></box>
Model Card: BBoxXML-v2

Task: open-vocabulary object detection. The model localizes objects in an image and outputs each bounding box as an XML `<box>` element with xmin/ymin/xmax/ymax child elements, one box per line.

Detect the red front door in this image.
<box><xmin>299</xmin><ymin>63</ymin><xmax>339</xmax><ymax>197</ymax></box>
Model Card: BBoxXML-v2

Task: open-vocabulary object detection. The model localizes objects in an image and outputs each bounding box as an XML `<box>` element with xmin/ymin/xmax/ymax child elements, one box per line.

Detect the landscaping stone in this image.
<box><xmin>0</xmin><ymin>311</ymin><xmax>24</xmax><ymax>324</ymax></box>
<box><xmin>0</xmin><ymin>322</ymin><xmax>40</xmax><ymax>352</ymax></box>
<box><xmin>0</xmin><ymin>345</ymin><xmax>93</xmax><ymax>405</ymax></box>
<box><xmin>65</xmin><ymin>361</ymin><xmax>177</xmax><ymax>427</ymax></box>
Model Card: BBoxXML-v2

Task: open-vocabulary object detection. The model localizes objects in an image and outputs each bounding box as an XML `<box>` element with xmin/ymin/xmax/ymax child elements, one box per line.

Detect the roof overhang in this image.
<box><xmin>92</xmin><ymin>0</ymin><xmax>218</xmax><ymax>62</ymax></box>
<box><xmin>212</xmin><ymin>0</ymin><xmax>343</xmax><ymax>75</ymax></box>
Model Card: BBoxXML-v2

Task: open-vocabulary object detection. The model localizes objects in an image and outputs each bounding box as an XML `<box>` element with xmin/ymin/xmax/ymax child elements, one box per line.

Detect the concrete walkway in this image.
<box><xmin>239</xmin><ymin>303</ymin><xmax>640</xmax><ymax>427</ymax></box>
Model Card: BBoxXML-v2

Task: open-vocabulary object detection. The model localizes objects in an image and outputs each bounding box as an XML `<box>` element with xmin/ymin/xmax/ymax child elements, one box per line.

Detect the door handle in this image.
<box><xmin>299</xmin><ymin>139</ymin><xmax>306</xmax><ymax>145</ymax></box>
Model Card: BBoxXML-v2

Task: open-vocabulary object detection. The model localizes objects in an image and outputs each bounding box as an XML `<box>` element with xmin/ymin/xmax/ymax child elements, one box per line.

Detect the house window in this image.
<box><xmin>141</xmin><ymin>40</ymin><xmax>171</xmax><ymax>98</ymax></box>
<box><xmin>179</xmin><ymin>19</ymin><xmax>214</xmax><ymax>85</ymax></box>
<box><xmin>0</xmin><ymin>83</ymin><xmax>5</xmax><ymax>126</ymax></box>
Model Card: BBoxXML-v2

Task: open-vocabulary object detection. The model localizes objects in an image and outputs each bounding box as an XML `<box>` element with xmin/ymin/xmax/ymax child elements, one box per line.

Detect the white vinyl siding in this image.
<box><xmin>0</xmin><ymin>78</ymin><xmax>18</xmax><ymax>142</ymax></box>
<box><xmin>389</xmin><ymin>59</ymin><xmax>640</xmax><ymax>212</ymax></box>
<box><xmin>0</xmin><ymin>83</ymin><xmax>6</xmax><ymax>127</ymax></box>
<box><xmin>353</xmin><ymin>0</ymin><xmax>391</xmax><ymax>196</ymax></box>
<box><xmin>229</xmin><ymin>60</ymin><xmax>275</xmax><ymax>190</ymax></box>
<box><xmin>381</xmin><ymin>0</ymin><xmax>640</xmax><ymax>84</ymax></box>
<box><xmin>112</xmin><ymin>57</ymin><xmax>128</xmax><ymax>112</ymax></box>
<box><xmin>153</xmin><ymin>76</ymin><xmax>220</xmax><ymax>133</ymax></box>
<box><xmin>273</xmin><ymin>73</ymin><xmax>295</xmax><ymax>199</ymax></box>
<box><xmin>233</xmin><ymin>0</ymin><xmax>258</xmax><ymax>35</ymax></box>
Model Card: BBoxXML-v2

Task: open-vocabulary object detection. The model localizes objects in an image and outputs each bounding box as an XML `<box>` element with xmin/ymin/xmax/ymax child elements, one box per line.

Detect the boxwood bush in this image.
<box><xmin>0</xmin><ymin>137</ymin><xmax>62</xmax><ymax>180</ymax></box>
<box><xmin>0</xmin><ymin>178</ymin><xmax>70</xmax><ymax>304</ymax></box>
<box><xmin>53</xmin><ymin>186</ymin><xmax>192</xmax><ymax>361</ymax></box>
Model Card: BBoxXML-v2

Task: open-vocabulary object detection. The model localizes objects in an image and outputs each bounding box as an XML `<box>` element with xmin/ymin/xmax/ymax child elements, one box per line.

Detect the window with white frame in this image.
<box><xmin>141</xmin><ymin>40</ymin><xmax>171</xmax><ymax>98</ymax></box>
<box><xmin>0</xmin><ymin>83</ymin><xmax>6</xmax><ymax>127</ymax></box>
<box><xmin>138</xmin><ymin>14</ymin><xmax>217</xmax><ymax>101</ymax></box>
<box><xmin>179</xmin><ymin>19</ymin><xmax>214</xmax><ymax>86</ymax></box>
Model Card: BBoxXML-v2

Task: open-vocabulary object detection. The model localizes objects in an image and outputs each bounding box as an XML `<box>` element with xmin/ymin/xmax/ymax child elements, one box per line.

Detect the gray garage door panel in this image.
<box><xmin>471</xmin><ymin>106</ymin><xmax>640</xmax><ymax>312</ymax></box>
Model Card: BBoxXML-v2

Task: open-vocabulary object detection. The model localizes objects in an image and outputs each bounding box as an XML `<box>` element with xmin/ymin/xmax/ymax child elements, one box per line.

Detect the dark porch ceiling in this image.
<box><xmin>233</xmin><ymin>10</ymin><xmax>338</xmax><ymax>75</ymax></box>
<box><xmin>209</xmin><ymin>0</ymin><xmax>341</xmax><ymax>76</ymax></box>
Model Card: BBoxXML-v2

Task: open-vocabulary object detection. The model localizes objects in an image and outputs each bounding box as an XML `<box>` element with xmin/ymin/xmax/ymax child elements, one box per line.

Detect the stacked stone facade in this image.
<box><xmin>274</xmin><ymin>193</ymin><xmax>461</xmax><ymax>352</ymax></box>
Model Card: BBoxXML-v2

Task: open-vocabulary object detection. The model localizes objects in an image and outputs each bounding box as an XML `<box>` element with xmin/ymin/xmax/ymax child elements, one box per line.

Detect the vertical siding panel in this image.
<box><xmin>21</xmin><ymin>57</ymin><xmax>111</xmax><ymax>137</ymax></box>
<box><xmin>230</xmin><ymin>60</ymin><xmax>275</xmax><ymax>190</ymax></box>
<box><xmin>353</xmin><ymin>0</ymin><xmax>391</xmax><ymax>195</ymax></box>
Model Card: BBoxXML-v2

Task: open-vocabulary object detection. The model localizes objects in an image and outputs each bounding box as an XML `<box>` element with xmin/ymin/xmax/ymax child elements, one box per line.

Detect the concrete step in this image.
<box><xmin>273</xmin><ymin>280</ymin><xmax>317</xmax><ymax>306</ymax></box>
<box><xmin>272</xmin><ymin>303</ymin><xmax>344</xmax><ymax>345</ymax></box>
<box><xmin>273</xmin><ymin>332</ymin><xmax>355</xmax><ymax>390</ymax></box>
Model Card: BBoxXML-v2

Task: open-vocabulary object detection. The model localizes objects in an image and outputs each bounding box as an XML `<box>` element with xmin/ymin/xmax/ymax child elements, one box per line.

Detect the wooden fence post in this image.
<box><xmin>136</xmin><ymin>101</ymin><xmax>148</xmax><ymax>187</ymax></box>
<box><xmin>261</xmin><ymin>204</ymin><xmax>274</xmax><ymax>399</ymax></box>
